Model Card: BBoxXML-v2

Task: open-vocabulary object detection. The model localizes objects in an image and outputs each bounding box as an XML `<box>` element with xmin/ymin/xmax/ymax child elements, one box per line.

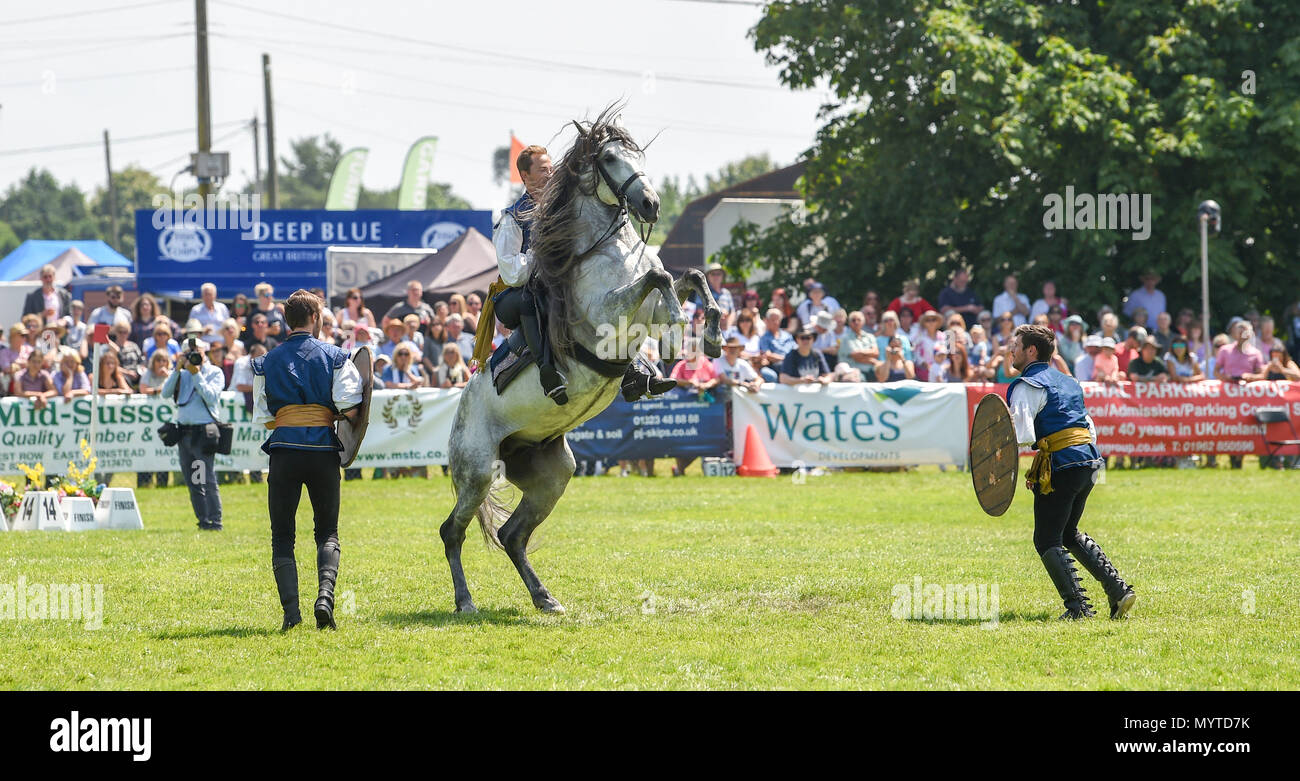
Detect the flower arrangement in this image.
<box><xmin>47</xmin><ymin>439</ymin><xmax>104</xmax><ymax>505</ymax></box>
<box><xmin>0</xmin><ymin>479</ymin><xmax>21</xmax><ymax>519</ymax></box>
<box><xmin>16</xmin><ymin>461</ymin><xmax>45</xmax><ymax>490</ymax></box>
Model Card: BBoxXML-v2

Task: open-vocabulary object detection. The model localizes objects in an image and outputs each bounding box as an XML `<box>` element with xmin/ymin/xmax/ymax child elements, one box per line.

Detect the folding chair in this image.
<box><xmin>1256</xmin><ymin>407</ymin><xmax>1300</xmax><ymax>469</ymax></box>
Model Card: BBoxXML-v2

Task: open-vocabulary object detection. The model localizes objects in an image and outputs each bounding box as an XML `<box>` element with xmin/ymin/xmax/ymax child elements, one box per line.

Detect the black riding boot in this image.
<box><xmin>620</xmin><ymin>357</ymin><xmax>677</xmax><ymax>402</ymax></box>
<box><xmin>272</xmin><ymin>557</ymin><xmax>301</xmax><ymax>631</ymax></box>
<box><xmin>1040</xmin><ymin>546</ymin><xmax>1096</xmax><ymax>620</ymax></box>
<box><xmin>1067</xmin><ymin>531</ymin><xmax>1136</xmax><ymax>619</ymax></box>
<box><xmin>314</xmin><ymin>540</ymin><xmax>340</xmax><ymax>630</ymax></box>
<box><xmin>519</xmin><ymin>308</ymin><xmax>568</xmax><ymax>405</ymax></box>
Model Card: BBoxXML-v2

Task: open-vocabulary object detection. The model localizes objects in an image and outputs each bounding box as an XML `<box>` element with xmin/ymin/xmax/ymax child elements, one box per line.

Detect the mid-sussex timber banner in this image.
<box><xmin>965</xmin><ymin>380</ymin><xmax>1298</xmax><ymax>457</ymax></box>
<box><xmin>0</xmin><ymin>390</ymin><xmax>462</xmax><ymax>474</ymax></box>
<box><xmin>731</xmin><ymin>382</ymin><xmax>970</xmax><ymax>467</ymax></box>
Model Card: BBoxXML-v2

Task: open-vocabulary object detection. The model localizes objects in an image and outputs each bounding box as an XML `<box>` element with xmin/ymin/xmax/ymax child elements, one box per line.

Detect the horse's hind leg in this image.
<box><xmin>440</xmin><ymin>434</ymin><xmax>498</xmax><ymax>614</ymax></box>
<box><xmin>498</xmin><ymin>437</ymin><xmax>576</xmax><ymax>614</ymax></box>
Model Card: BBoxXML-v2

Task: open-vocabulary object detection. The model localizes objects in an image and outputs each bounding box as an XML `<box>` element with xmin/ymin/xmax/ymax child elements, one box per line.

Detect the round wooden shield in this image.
<box><xmin>969</xmin><ymin>393</ymin><xmax>1018</xmax><ymax>516</ymax></box>
<box><xmin>338</xmin><ymin>345</ymin><xmax>373</xmax><ymax>468</ymax></box>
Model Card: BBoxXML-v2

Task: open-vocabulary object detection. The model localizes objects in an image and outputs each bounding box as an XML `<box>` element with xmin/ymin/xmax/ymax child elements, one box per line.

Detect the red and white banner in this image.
<box><xmin>966</xmin><ymin>381</ymin><xmax>1298</xmax><ymax>457</ymax></box>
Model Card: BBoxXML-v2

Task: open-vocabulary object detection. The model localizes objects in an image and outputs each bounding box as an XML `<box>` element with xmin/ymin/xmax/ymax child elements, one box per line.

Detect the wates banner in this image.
<box><xmin>397</xmin><ymin>137</ymin><xmax>438</xmax><ymax>210</ymax></box>
<box><xmin>324</xmin><ymin>147</ymin><xmax>369</xmax><ymax>210</ymax></box>
<box><xmin>732</xmin><ymin>382</ymin><xmax>970</xmax><ymax>467</ymax></box>
<box><xmin>965</xmin><ymin>380</ymin><xmax>1298</xmax><ymax>456</ymax></box>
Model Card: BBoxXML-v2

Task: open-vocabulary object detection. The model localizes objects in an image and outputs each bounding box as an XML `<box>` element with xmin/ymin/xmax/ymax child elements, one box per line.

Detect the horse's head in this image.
<box><xmin>569</xmin><ymin>118</ymin><xmax>660</xmax><ymax>225</ymax></box>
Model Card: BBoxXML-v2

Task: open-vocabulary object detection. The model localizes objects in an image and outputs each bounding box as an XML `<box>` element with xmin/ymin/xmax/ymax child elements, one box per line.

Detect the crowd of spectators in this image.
<box><xmin>697</xmin><ymin>265</ymin><xmax>1300</xmax><ymax>392</ymax></box>
<box><xmin>0</xmin><ymin>267</ymin><xmax>506</xmax><ymax>405</ymax></box>
<box><xmin>5</xmin><ymin>262</ymin><xmax>1299</xmax><ymax>479</ymax></box>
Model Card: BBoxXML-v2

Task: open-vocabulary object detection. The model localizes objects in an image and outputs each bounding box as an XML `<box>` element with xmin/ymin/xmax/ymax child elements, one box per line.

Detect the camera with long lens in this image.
<box><xmin>184</xmin><ymin>338</ymin><xmax>204</xmax><ymax>367</ymax></box>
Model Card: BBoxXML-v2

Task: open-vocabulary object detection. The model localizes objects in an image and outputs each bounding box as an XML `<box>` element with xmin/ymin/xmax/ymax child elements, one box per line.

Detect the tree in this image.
<box><xmin>275</xmin><ymin>135</ymin><xmax>473</xmax><ymax>210</ymax></box>
<box><xmin>277</xmin><ymin>134</ymin><xmax>344</xmax><ymax>209</ymax></box>
<box><xmin>0</xmin><ymin>168</ymin><xmax>98</xmax><ymax>243</ymax></box>
<box><xmin>650</xmin><ymin>154</ymin><xmax>776</xmax><ymax>244</ymax></box>
<box><xmin>719</xmin><ymin>0</ymin><xmax>1300</xmax><ymax>326</ymax></box>
<box><xmin>0</xmin><ymin>220</ymin><xmax>19</xmax><ymax>256</ymax></box>
<box><xmin>88</xmin><ymin>166</ymin><xmax>169</xmax><ymax>258</ymax></box>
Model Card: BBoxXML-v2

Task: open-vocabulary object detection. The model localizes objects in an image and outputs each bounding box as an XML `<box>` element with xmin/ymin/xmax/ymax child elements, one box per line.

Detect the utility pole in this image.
<box><xmin>251</xmin><ymin>115</ymin><xmax>262</xmax><ymax>195</ymax></box>
<box><xmin>195</xmin><ymin>0</ymin><xmax>212</xmax><ymax>199</ymax></box>
<box><xmin>263</xmin><ymin>53</ymin><xmax>278</xmax><ymax>208</ymax></box>
<box><xmin>103</xmin><ymin>129</ymin><xmax>118</xmax><ymax>250</ymax></box>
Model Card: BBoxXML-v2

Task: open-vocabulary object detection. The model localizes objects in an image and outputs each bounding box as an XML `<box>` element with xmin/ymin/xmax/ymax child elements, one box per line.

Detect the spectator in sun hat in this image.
<box><xmin>702</xmin><ymin>262</ymin><xmax>734</xmax><ymax>320</ymax></box>
<box><xmin>379</xmin><ymin>318</ymin><xmax>407</xmax><ymax>358</ymax></box>
<box><xmin>1093</xmin><ymin>336</ymin><xmax>1123</xmax><ymax>383</ymax></box>
<box><xmin>780</xmin><ymin>325</ymin><xmax>833</xmax><ymax>385</ymax></box>
<box><xmin>1058</xmin><ymin>315</ymin><xmax>1087</xmax><ymax>368</ymax></box>
<box><xmin>1127</xmin><ymin>337</ymin><xmax>1169</xmax><ymax>383</ymax></box>
<box><xmin>811</xmin><ymin>310</ymin><xmax>841</xmax><ymax>364</ymax></box>
<box><xmin>713</xmin><ymin>334</ymin><xmax>762</xmax><ymax>396</ymax></box>
<box><xmin>1124</xmin><ymin>270</ymin><xmax>1167</xmax><ymax>319</ymax></box>
<box><xmin>796</xmin><ymin>281</ymin><xmax>841</xmax><ymax>325</ymax></box>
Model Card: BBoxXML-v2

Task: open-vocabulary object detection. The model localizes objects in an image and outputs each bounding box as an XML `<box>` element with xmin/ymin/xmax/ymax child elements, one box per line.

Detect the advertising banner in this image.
<box><xmin>965</xmin><ymin>380</ymin><xmax>1296</xmax><ymax>456</ymax></box>
<box><xmin>732</xmin><ymin>382</ymin><xmax>970</xmax><ymax>467</ymax></box>
<box><xmin>566</xmin><ymin>388</ymin><xmax>728</xmax><ymax>464</ymax></box>
<box><xmin>135</xmin><ymin>208</ymin><xmax>493</xmax><ymax>297</ymax></box>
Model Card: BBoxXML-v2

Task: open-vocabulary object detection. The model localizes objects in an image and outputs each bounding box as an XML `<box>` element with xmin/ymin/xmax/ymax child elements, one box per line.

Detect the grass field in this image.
<box><xmin>1</xmin><ymin>461</ymin><xmax>1296</xmax><ymax>690</ymax></box>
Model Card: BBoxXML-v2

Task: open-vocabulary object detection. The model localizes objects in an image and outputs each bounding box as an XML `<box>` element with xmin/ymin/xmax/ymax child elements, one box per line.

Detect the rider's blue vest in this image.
<box><xmin>251</xmin><ymin>332</ymin><xmax>349</xmax><ymax>454</ymax></box>
<box><xmin>1007</xmin><ymin>361</ymin><xmax>1101</xmax><ymax>472</ymax></box>
<box><xmin>501</xmin><ymin>191</ymin><xmax>536</xmax><ymax>253</ymax></box>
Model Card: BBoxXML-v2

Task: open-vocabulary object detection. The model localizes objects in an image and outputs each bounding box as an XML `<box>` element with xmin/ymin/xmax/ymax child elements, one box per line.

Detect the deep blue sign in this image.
<box><xmin>568</xmin><ymin>388</ymin><xmax>729</xmax><ymax>464</ymax></box>
<box><xmin>134</xmin><ymin>208</ymin><xmax>493</xmax><ymax>296</ymax></box>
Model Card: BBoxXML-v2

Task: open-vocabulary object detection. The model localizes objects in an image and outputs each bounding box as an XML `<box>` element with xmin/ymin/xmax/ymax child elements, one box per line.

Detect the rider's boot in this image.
<box><xmin>621</xmin><ymin>356</ymin><xmax>677</xmax><ymax>402</ymax></box>
<box><xmin>520</xmin><ymin>299</ymin><xmax>567</xmax><ymax>405</ymax></box>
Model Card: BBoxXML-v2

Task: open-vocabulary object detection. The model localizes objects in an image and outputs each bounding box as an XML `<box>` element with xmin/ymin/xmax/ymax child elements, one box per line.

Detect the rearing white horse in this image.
<box><xmin>439</xmin><ymin>109</ymin><xmax>723</xmax><ymax>614</ymax></box>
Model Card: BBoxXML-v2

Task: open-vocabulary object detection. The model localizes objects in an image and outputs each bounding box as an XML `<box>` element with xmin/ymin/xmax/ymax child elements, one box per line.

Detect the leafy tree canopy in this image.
<box><xmin>717</xmin><ymin>0</ymin><xmax>1300</xmax><ymax>326</ymax></box>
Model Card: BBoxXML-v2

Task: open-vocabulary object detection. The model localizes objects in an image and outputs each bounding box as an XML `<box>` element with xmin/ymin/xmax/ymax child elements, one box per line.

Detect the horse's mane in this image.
<box><xmin>531</xmin><ymin>103</ymin><xmax>645</xmax><ymax>362</ymax></box>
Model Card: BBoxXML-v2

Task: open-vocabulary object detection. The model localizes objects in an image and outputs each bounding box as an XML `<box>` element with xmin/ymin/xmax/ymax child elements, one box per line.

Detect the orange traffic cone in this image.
<box><xmin>737</xmin><ymin>424</ymin><xmax>779</xmax><ymax>477</ymax></box>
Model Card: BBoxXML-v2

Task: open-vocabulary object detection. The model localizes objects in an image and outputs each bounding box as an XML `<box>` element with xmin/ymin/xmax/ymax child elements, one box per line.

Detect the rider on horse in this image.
<box><xmin>488</xmin><ymin>143</ymin><xmax>674</xmax><ymax>405</ymax></box>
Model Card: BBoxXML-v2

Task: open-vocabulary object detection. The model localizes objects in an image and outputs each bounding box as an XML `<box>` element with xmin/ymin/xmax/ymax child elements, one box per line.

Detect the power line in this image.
<box><xmin>0</xmin><ymin>0</ymin><xmax>183</xmax><ymax>27</ymax></box>
<box><xmin>214</xmin><ymin>64</ymin><xmax>808</xmax><ymax>142</ymax></box>
<box><xmin>0</xmin><ymin>65</ymin><xmax>191</xmax><ymax>89</ymax></box>
<box><xmin>211</xmin><ymin>1</ymin><xmax>781</xmax><ymax>92</ymax></box>
<box><xmin>0</xmin><ymin>121</ymin><xmax>247</xmax><ymax>158</ymax></box>
<box><xmin>0</xmin><ymin>33</ymin><xmax>189</xmax><ymax>65</ymax></box>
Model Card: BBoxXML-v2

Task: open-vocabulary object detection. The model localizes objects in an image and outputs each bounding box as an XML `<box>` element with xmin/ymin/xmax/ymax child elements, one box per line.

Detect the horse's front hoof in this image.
<box><xmin>455</xmin><ymin>601</ymin><xmax>479</xmax><ymax>614</ymax></box>
<box><xmin>535</xmin><ymin>597</ymin><xmax>566</xmax><ymax>615</ymax></box>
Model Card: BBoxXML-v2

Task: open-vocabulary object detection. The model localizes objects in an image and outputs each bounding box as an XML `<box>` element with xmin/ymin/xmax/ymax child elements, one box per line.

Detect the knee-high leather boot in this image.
<box><xmin>1040</xmin><ymin>546</ymin><xmax>1096</xmax><ymax>620</ymax></box>
<box><xmin>520</xmin><ymin>291</ymin><xmax>567</xmax><ymax>405</ymax></box>
<box><xmin>272</xmin><ymin>557</ymin><xmax>301</xmax><ymax>631</ymax></box>
<box><xmin>1067</xmin><ymin>531</ymin><xmax>1136</xmax><ymax>619</ymax></box>
<box><xmin>315</xmin><ymin>540</ymin><xmax>340</xmax><ymax>630</ymax></box>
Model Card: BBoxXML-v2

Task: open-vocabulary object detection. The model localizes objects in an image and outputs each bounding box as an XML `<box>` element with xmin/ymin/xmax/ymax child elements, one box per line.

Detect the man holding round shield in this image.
<box><xmin>253</xmin><ymin>290</ymin><xmax>369</xmax><ymax>630</ymax></box>
<box><xmin>1008</xmin><ymin>324</ymin><xmax>1136</xmax><ymax>620</ymax></box>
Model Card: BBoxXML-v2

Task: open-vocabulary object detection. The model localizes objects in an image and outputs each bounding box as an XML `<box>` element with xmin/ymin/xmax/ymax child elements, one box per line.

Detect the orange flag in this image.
<box><xmin>508</xmin><ymin>134</ymin><xmax>525</xmax><ymax>184</ymax></box>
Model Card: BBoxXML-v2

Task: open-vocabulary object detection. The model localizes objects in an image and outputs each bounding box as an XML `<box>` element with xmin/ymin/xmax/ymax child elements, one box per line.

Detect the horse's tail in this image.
<box><xmin>474</xmin><ymin>478</ymin><xmax>510</xmax><ymax>551</ymax></box>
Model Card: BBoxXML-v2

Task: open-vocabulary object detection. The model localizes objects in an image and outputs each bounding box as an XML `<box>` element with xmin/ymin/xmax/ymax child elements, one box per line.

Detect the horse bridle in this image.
<box><xmin>576</xmin><ymin>142</ymin><xmax>656</xmax><ymax>259</ymax></box>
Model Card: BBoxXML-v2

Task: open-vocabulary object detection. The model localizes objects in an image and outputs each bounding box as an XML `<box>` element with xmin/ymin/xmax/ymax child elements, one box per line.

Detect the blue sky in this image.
<box><xmin>0</xmin><ymin>0</ymin><xmax>828</xmax><ymax>210</ymax></box>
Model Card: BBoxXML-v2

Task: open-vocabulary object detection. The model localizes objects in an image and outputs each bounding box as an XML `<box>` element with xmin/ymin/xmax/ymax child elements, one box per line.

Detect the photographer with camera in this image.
<box><xmin>160</xmin><ymin>336</ymin><xmax>228</xmax><ymax>530</ymax></box>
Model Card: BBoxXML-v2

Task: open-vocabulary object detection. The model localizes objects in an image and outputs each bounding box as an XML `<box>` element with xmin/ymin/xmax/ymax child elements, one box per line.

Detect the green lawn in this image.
<box><xmin>1</xmin><ymin>462</ymin><xmax>1296</xmax><ymax>689</ymax></box>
